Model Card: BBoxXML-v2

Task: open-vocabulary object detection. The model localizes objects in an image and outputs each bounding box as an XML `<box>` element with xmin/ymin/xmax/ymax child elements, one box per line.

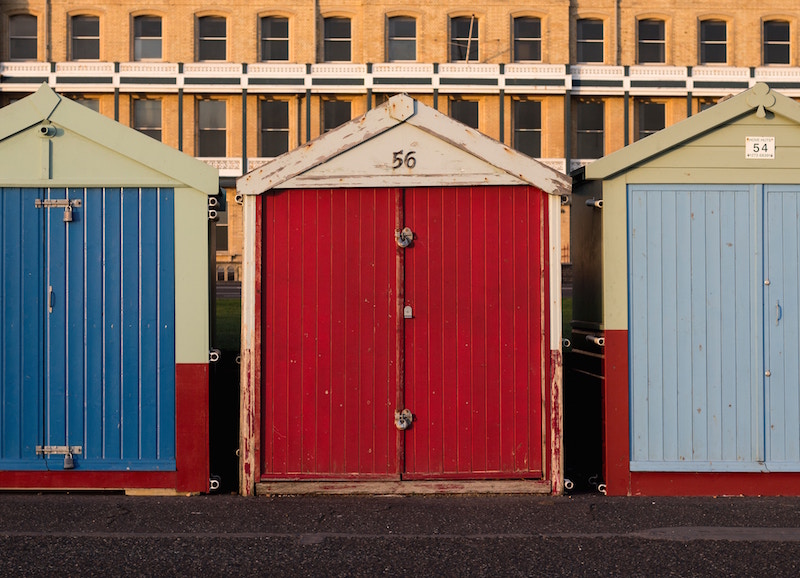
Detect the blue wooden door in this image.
<box><xmin>628</xmin><ymin>185</ymin><xmax>765</xmax><ymax>472</ymax></box>
<box><xmin>764</xmin><ymin>185</ymin><xmax>800</xmax><ymax>471</ymax></box>
<box><xmin>0</xmin><ymin>187</ymin><xmax>176</xmax><ymax>472</ymax></box>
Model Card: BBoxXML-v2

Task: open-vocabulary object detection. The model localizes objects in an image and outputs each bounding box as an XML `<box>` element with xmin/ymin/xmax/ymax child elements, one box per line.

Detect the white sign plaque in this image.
<box><xmin>746</xmin><ymin>136</ymin><xmax>775</xmax><ymax>159</ymax></box>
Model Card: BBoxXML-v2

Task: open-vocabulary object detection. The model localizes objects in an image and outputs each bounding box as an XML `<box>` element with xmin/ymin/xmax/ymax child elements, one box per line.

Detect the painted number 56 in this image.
<box><xmin>392</xmin><ymin>150</ymin><xmax>417</xmax><ymax>169</ymax></box>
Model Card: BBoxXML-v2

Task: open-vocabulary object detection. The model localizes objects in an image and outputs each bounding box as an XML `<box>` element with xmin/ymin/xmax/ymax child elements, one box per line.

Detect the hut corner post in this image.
<box><xmin>239</xmin><ymin>194</ymin><xmax>260</xmax><ymax>496</ymax></box>
<box><xmin>548</xmin><ymin>193</ymin><xmax>564</xmax><ymax>495</ymax></box>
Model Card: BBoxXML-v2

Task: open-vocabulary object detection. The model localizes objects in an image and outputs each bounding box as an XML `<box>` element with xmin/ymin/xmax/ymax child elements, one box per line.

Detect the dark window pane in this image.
<box><xmin>514</xmin><ymin>17</ymin><xmax>541</xmax><ymax>61</ymax></box>
<box><xmin>75</xmin><ymin>98</ymin><xmax>100</xmax><ymax>112</ymax></box>
<box><xmin>134</xmin><ymin>16</ymin><xmax>162</xmax><ymax>60</ymax></box>
<box><xmin>323</xmin><ymin>100</ymin><xmax>351</xmax><ymax>131</ymax></box>
<box><xmin>388</xmin><ymin>16</ymin><xmax>416</xmax><ymax>61</ymax></box>
<box><xmin>261</xmin><ymin>100</ymin><xmax>289</xmax><ymax>157</ymax></box>
<box><xmin>576</xmin><ymin>100</ymin><xmax>604</xmax><ymax>159</ymax></box>
<box><xmin>577</xmin><ymin>19</ymin><xmax>604</xmax><ymax>63</ymax></box>
<box><xmin>451</xmin><ymin>99</ymin><xmax>478</xmax><ymax>129</ymax></box>
<box><xmin>700</xmin><ymin>20</ymin><xmax>726</xmax><ymax>64</ymax></box>
<box><xmin>513</xmin><ymin>100</ymin><xmax>541</xmax><ymax>158</ymax></box>
<box><xmin>324</xmin><ymin>17</ymin><xmax>351</xmax><ymax>61</ymax></box>
<box><xmin>216</xmin><ymin>210</ymin><xmax>228</xmax><ymax>252</ymax></box>
<box><xmin>72</xmin><ymin>16</ymin><xmax>100</xmax><ymax>60</ymax></box>
<box><xmin>133</xmin><ymin>99</ymin><xmax>162</xmax><ymax>141</ymax></box>
<box><xmin>198</xmin><ymin>100</ymin><xmax>226</xmax><ymax>156</ymax></box>
<box><xmin>637</xmin><ymin>101</ymin><xmax>665</xmax><ymax>140</ymax></box>
<box><xmin>261</xmin><ymin>17</ymin><xmax>289</xmax><ymax>61</ymax></box>
<box><xmin>198</xmin><ymin>16</ymin><xmax>226</xmax><ymax>61</ymax></box>
<box><xmin>638</xmin><ymin>19</ymin><xmax>665</xmax><ymax>63</ymax></box>
<box><xmin>764</xmin><ymin>21</ymin><xmax>790</xmax><ymax>65</ymax></box>
<box><xmin>450</xmin><ymin>16</ymin><xmax>479</xmax><ymax>62</ymax></box>
<box><xmin>10</xmin><ymin>15</ymin><xmax>38</xmax><ymax>60</ymax></box>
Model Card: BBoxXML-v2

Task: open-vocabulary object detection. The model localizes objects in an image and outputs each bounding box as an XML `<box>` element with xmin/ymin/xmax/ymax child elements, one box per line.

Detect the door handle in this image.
<box><xmin>48</xmin><ymin>285</ymin><xmax>54</xmax><ymax>313</ymax></box>
<box><xmin>777</xmin><ymin>300</ymin><xmax>783</xmax><ymax>325</ymax></box>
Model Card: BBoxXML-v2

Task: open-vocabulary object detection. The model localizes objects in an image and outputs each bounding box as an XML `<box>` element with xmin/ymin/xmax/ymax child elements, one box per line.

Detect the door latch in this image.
<box><xmin>395</xmin><ymin>227</ymin><xmax>414</xmax><ymax>248</ymax></box>
<box><xmin>394</xmin><ymin>409</ymin><xmax>413</xmax><ymax>431</ymax></box>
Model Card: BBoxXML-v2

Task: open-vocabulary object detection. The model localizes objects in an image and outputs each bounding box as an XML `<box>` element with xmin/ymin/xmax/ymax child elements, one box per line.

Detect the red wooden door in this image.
<box><xmin>261</xmin><ymin>188</ymin><xmax>399</xmax><ymax>478</ymax></box>
<box><xmin>260</xmin><ymin>186</ymin><xmax>546</xmax><ymax>481</ymax></box>
<box><xmin>402</xmin><ymin>186</ymin><xmax>546</xmax><ymax>479</ymax></box>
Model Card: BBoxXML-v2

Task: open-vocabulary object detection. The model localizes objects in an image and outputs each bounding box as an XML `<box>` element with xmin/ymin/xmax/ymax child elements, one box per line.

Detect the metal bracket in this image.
<box><xmin>394</xmin><ymin>409</ymin><xmax>413</xmax><ymax>431</ymax></box>
<box><xmin>395</xmin><ymin>227</ymin><xmax>414</xmax><ymax>248</ymax></box>
<box><xmin>35</xmin><ymin>199</ymin><xmax>82</xmax><ymax>209</ymax></box>
<box><xmin>36</xmin><ymin>445</ymin><xmax>83</xmax><ymax>456</ymax></box>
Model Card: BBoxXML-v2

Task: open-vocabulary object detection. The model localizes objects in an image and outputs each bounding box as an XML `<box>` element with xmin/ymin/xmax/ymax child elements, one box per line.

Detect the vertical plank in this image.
<box><xmin>46</xmin><ymin>188</ymin><xmax>68</xmax><ymax>459</ymax></box>
<box><xmin>328</xmin><ymin>189</ymin><xmax>347</xmax><ymax>473</ymax></box>
<box><xmin>674</xmin><ymin>190</ymin><xmax>694</xmax><ymax>462</ymax></box>
<box><xmin>121</xmin><ymin>188</ymin><xmax>141</xmax><ymax>461</ymax></box>
<box><xmin>498</xmin><ymin>186</ymin><xmax>516</xmax><ymax>472</ymax></box>
<box><xmin>314</xmin><ymin>189</ymin><xmax>333</xmax><ymax>474</ymax></box>
<box><xmin>84</xmin><ymin>188</ymin><xmax>104</xmax><ymax>462</ymax></box>
<box><xmin>483</xmin><ymin>186</ymin><xmax>502</xmax><ymax>472</ymax></box>
<box><xmin>157</xmin><ymin>188</ymin><xmax>176</xmax><ymax>463</ymax></box>
<box><xmin>66</xmin><ymin>188</ymin><xmax>86</xmax><ymax>461</ymax></box>
<box><xmin>138</xmin><ymin>188</ymin><xmax>159</xmax><ymax>461</ymax></box>
<box><xmin>440</xmin><ymin>187</ymin><xmax>460</xmax><ymax>473</ymax></box>
<box><xmin>103</xmin><ymin>188</ymin><xmax>122</xmax><ymax>460</ymax></box>
<box><xmin>301</xmin><ymin>189</ymin><xmax>319</xmax><ymax>473</ymax></box>
<box><xmin>660</xmin><ymin>192</ymin><xmax>678</xmax><ymax>462</ymax></box>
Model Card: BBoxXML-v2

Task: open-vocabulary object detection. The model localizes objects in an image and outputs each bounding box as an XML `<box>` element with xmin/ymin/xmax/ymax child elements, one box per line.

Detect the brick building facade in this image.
<box><xmin>2</xmin><ymin>1</ymin><xmax>799</xmax><ymax>274</ymax></box>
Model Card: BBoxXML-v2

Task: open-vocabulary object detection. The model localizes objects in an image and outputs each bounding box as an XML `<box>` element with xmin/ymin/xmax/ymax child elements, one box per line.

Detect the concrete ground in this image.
<box><xmin>1</xmin><ymin>491</ymin><xmax>799</xmax><ymax>576</ymax></box>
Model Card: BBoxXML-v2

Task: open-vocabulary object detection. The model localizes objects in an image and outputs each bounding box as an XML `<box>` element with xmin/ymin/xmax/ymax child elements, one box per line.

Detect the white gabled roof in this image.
<box><xmin>0</xmin><ymin>84</ymin><xmax>218</xmax><ymax>194</ymax></box>
<box><xmin>237</xmin><ymin>94</ymin><xmax>570</xmax><ymax>196</ymax></box>
<box><xmin>585</xmin><ymin>83</ymin><xmax>800</xmax><ymax>180</ymax></box>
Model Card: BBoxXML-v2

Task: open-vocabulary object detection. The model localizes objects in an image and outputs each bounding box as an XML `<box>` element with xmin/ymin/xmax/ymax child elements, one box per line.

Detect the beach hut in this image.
<box><xmin>574</xmin><ymin>83</ymin><xmax>800</xmax><ymax>495</ymax></box>
<box><xmin>0</xmin><ymin>85</ymin><xmax>217</xmax><ymax>493</ymax></box>
<box><xmin>237</xmin><ymin>94</ymin><xmax>570</xmax><ymax>495</ymax></box>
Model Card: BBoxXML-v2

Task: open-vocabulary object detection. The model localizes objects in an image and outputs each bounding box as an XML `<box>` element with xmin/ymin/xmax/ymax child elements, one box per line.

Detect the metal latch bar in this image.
<box><xmin>34</xmin><ymin>199</ymin><xmax>82</xmax><ymax>208</ymax></box>
<box><xmin>35</xmin><ymin>445</ymin><xmax>83</xmax><ymax>456</ymax></box>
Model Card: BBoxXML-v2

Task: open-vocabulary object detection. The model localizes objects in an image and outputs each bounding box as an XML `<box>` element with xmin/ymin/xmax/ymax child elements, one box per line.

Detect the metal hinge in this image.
<box><xmin>36</xmin><ymin>445</ymin><xmax>83</xmax><ymax>456</ymax></box>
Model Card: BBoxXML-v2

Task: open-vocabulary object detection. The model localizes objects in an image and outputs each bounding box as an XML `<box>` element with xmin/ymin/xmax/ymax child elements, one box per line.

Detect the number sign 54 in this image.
<box><xmin>392</xmin><ymin>150</ymin><xmax>416</xmax><ymax>169</ymax></box>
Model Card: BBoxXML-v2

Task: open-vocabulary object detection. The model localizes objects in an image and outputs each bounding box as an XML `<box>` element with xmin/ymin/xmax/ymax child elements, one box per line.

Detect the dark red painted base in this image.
<box><xmin>631</xmin><ymin>472</ymin><xmax>800</xmax><ymax>496</ymax></box>
<box><xmin>0</xmin><ymin>364</ymin><xmax>209</xmax><ymax>493</ymax></box>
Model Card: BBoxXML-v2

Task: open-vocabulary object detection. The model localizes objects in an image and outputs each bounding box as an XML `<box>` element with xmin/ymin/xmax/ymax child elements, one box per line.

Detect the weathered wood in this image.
<box><xmin>255</xmin><ymin>480</ymin><xmax>552</xmax><ymax>496</ymax></box>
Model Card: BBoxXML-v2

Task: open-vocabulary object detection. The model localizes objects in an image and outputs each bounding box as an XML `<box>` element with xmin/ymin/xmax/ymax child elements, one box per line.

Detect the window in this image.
<box><xmin>698</xmin><ymin>97</ymin><xmax>716</xmax><ymax>112</ymax></box>
<box><xmin>261</xmin><ymin>100</ymin><xmax>289</xmax><ymax>157</ymax></box>
<box><xmin>323</xmin><ymin>100</ymin><xmax>351</xmax><ymax>132</ymax></box>
<box><xmin>197</xmin><ymin>99</ymin><xmax>226</xmax><ymax>156</ymax></box>
<box><xmin>636</xmin><ymin>100</ymin><xmax>665</xmax><ymax>140</ymax></box>
<box><xmin>74</xmin><ymin>98</ymin><xmax>100</xmax><ymax>112</ymax></box>
<box><xmin>324</xmin><ymin>17</ymin><xmax>351</xmax><ymax>62</ymax></box>
<box><xmin>577</xmin><ymin>19</ymin><xmax>603</xmax><ymax>63</ymax></box>
<box><xmin>450</xmin><ymin>16</ymin><xmax>478</xmax><ymax>62</ymax></box>
<box><xmin>700</xmin><ymin>20</ymin><xmax>726</xmax><ymax>64</ymax></box>
<box><xmin>575</xmin><ymin>99</ymin><xmax>604</xmax><ymax>159</ymax></box>
<box><xmin>216</xmin><ymin>210</ymin><xmax>228</xmax><ymax>252</ymax></box>
<box><xmin>450</xmin><ymin>99</ymin><xmax>478</xmax><ymax>129</ymax></box>
<box><xmin>513</xmin><ymin>17</ymin><xmax>541</xmax><ymax>62</ymax></box>
<box><xmin>71</xmin><ymin>15</ymin><xmax>100</xmax><ymax>60</ymax></box>
<box><xmin>261</xmin><ymin>16</ymin><xmax>289</xmax><ymax>61</ymax></box>
<box><xmin>638</xmin><ymin>19</ymin><xmax>665</xmax><ymax>64</ymax></box>
<box><xmin>763</xmin><ymin>20</ymin><xmax>790</xmax><ymax>65</ymax></box>
<box><xmin>133</xmin><ymin>99</ymin><xmax>162</xmax><ymax>141</ymax></box>
<box><xmin>198</xmin><ymin>16</ymin><xmax>226</xmax><ymax>61</ymax></box>
<box><xmin>9</xmin><ymin>14</ymin><xmax>37</xmax><ymax>60</ymax></box>
<box><xmin>134</xmin><ymin>16</ymin><xmax>162</xmax><ymax>61</ymax></box>
<box><xmin>513</xmin><ymin>100</ymin><xmax>541</xmax><ymax>158</ymax></box>
<box><xmin>388</xmin><ymin>16</ymin><xmax>416</xmax><ymax>62</ymax></box>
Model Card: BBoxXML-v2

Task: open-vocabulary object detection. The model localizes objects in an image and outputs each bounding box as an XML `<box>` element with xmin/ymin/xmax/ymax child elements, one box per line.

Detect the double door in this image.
<box><xmin>0</xmin><ymin>187</ymin><xmax>176</xmax><ymax>471</ymax></box>
<box><xmin>260</xmin><ymin>186</ymin><xmax>547</xmax><ymax>480</ymax></box>
<box><xmin>628</xmin><ymin>184</ymin><xmax>800</xmax><ymax>472</ymax></box>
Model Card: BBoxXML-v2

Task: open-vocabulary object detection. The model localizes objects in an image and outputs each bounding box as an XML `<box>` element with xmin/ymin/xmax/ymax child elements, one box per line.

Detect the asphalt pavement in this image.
<box><xmin>1</xmin><ymin>491</ymin><xmax>799</xmax><ymax>577</ymax></box>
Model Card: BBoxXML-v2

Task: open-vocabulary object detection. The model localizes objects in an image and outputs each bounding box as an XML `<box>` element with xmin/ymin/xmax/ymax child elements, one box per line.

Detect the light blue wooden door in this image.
<box><xmin>628</xmin><ymin>185</ymin><xmax>765</xmax><ymax>472</ymax></box>
<box><xmin>764</xmin><ymin>186</ymin><xmax>800</xmax><ymax>471</ymax></box>
<box><xmin>0</xmin><ymin>187</ymin><xmax>176</xmax><ymax>472</ymax></box>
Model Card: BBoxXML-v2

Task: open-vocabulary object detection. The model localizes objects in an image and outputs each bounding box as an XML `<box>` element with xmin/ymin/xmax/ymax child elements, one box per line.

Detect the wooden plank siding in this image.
<box><xmin>628</xmin><ymin>185</ymin><xmax>763</xmax><ymax>472</ymax></box>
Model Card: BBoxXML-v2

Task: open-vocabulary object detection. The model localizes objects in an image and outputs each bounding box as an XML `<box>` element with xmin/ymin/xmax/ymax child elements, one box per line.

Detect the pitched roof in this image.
<box><xmin>0</xmin><ymin>84</ymin><xmax>218</xmax><ymax>194</ymax></box>
<box><xmin>584</xmin><ymin>82</ymin><xmax>800</xmax><ymax>180</ymax></box>
<box><xmin>237</xmin><ymin>93</ymin><xmax>570</xmax><ymax>196</ymax></box>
